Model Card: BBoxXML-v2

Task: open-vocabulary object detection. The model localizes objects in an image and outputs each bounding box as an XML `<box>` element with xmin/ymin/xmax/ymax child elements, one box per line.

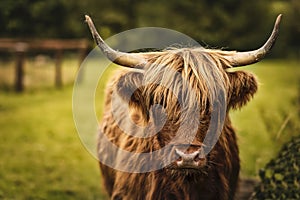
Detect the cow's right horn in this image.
<box><xmin>85</xmin><ymin>15</ymin><xmax>147</xmax><ymax>68</ymax></box>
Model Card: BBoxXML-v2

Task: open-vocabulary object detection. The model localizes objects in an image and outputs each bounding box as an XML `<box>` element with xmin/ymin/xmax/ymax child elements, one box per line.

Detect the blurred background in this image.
<box><xmin>0</xmin><ymin>0</ymin><xmax>299</xmax><ymax>199</ymax></box>
<box><xmin>0</xmin><ymin>0</ymin><xmax>299</xmax><ymax>55</ymax></box>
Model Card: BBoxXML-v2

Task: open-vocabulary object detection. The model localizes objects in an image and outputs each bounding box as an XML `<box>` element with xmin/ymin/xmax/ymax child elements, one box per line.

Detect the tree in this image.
<box><xmin>0</xmin><ymin>0</ymin><xmax>85</xmax><ymax>38</ymax></box>
<box><xmin>137</xmin><ymin>0</ymin><xmax>272</xmax><ymax>51</ymax></box>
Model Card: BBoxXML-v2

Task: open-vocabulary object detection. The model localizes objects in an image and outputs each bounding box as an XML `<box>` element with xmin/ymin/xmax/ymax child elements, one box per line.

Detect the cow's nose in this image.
<box><xmin>175</xmin><ymin>149</ymin><xmax>205</xmax><ymax>168</ymax></box>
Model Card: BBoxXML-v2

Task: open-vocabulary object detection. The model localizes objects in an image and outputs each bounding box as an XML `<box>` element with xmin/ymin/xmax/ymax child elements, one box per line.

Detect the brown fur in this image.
<box><xmin>97</xmin><ymin>47</ymin><xmax>258</xmax><ymax>200</ymax></box>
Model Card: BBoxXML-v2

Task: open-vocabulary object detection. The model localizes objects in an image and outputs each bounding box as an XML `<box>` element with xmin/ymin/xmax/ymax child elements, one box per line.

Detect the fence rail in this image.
<box><xmin>0</xmin><ymin>38</ymin><xmax>89</xmax><ymax>92</ymax></box>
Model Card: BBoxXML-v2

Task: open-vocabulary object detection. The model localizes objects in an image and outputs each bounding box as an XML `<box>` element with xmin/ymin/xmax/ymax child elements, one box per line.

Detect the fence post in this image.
<box><xmin>55</xmin><ymin>49</ymin><xmax>63</xmax><ymax>88</ymax></box>
<box><xmin>15</xmin><ymin>43</ymin><xmax>28</xmax><ymax>92</ymax></box>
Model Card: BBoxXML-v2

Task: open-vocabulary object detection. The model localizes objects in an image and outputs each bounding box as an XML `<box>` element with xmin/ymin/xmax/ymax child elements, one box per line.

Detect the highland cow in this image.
<box><xmin>85</xmin><ymin>15</ymin><xmax>281</xmax><ymax>200</ymax></box>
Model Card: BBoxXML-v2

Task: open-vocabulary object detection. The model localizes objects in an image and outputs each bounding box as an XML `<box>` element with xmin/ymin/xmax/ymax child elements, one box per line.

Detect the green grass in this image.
<box><xmin>0</xmin><ymin>88</ymin><xmax>108</xmax><ymax>199</ymax></box>
<box><xmin>0</xmin><ymin>57</ymin><xmax>109</xmax><ymax>199</ymax></box>
<box><xmin>0</xmin><ymin>58</ymin><xmax>299</xmax><ymax>199</ymax></box>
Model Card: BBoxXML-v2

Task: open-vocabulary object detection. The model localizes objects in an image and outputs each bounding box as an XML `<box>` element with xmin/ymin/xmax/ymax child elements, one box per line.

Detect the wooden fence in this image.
<box><xmin>0</xmin><ymin>38</ymin><xmax>89</xmax><ymax>92</ymax></box>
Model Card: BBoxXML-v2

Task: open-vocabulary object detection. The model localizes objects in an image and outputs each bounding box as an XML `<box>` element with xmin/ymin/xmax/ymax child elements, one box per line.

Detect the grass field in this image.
<box><xmin>0</xmin><ymin>58</ymin><xmax>299</xmax><ymax>199</ymax></box>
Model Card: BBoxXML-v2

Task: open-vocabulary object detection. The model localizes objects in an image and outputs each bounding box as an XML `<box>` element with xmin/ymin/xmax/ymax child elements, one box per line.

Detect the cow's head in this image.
<box><xmin>86</xmin><ymin>15</ymin><xmax>281</xmax><ymax>172</ymax></box>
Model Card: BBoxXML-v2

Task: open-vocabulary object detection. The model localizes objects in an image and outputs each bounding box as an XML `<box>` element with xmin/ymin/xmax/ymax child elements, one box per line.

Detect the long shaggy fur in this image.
<box><xmin>98</xmin><ymin>47</ymin><xmax>258</xmax><ymax>200</ymax></box>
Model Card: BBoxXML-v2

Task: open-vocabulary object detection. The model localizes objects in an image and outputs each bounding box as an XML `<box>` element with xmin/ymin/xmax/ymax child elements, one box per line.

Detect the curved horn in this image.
<box><xmin>85</xmin><ymin>15</ymin><xmax>146</xmax><ymax>68</ymax></box>
<box><xmin>225</xmin><ymin>14</ymin><xmax>282</xmax><ymax>67</ymax></box>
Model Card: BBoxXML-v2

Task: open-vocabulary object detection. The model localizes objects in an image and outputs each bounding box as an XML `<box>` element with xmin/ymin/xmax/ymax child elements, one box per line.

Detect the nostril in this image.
<box><xmin>175</xmin><ymin>149</ymin><xmax>183</xmax><ymax>162</ymax></box>
<box><xmin>194</xmin><ymin>154</ymin><xmax>201</xmax><ymax>162</ymax></box>
<box><xmin>193</xmin><ymin>153</ymin><xmax>205</xmax><ymax>162</ymax></box>
<box><xmin>177</xmin><ymin>156</ymin><xmax>182</xmax><ymax>162</ymax></box>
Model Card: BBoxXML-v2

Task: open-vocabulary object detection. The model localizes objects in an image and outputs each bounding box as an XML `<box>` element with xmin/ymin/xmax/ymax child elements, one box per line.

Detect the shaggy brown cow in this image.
<box><xmin>85</xmin><ymin>15</ymin><xmax>281</xmax><ymax>200</ymax></box>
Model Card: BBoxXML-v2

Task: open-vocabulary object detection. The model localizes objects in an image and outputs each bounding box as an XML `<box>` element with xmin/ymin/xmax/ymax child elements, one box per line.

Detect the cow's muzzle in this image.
<box><xmin>174</xmin><ymin>145</ymin><xmax>206</xmax><ymax>169</ymax></box>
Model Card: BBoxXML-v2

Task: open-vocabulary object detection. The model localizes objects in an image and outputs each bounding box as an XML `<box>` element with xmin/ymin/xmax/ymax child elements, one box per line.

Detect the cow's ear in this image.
<box><xmin>227</xmin><ymin>71</ymin><xmax>258</xmax><ymax>109</ymax></box>
<box><xmin>115</xmin><ymin>72</ymin><xmax>148</xmax><ymax>124</ymax></box>
<box><xmin>115</xmin><ymin>72</ymin><xmax>144</xmax><ymax>106</ymax></box>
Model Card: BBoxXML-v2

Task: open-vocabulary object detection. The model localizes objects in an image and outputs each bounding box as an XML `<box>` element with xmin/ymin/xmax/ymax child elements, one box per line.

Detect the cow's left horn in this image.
<box><xmin>85</xmin><ymin>15</ymin><xmax>146</xmax><ymax>68</ymax></box>
<box><xmin>225</xmin><ymin>14</ymin><xmax>282</xmax><ymax>67</ymax></box>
